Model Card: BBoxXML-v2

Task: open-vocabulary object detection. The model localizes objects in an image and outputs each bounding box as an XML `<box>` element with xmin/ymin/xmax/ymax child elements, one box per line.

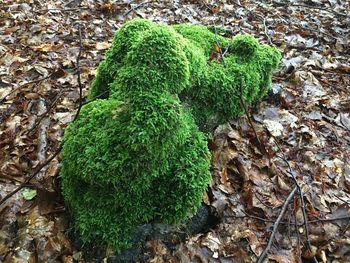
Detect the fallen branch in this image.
<box><xmin>294</xmin><ymin>202</ymin><xmax>303</xmax><ymax>262</ymax></box>
<box><xmin>270</xmin><ymin>135</ymin><xmax>314</xmax><ymax>259</ymax></box>
<box><xmin>64</xmin><ymin>0</ymin><xmax>83</xmax><ymax>8</ymax></box>
<box><xmin>256</xmin><ymin>186</ymin><xmax>298</xmax><ymax>263</ymax></box>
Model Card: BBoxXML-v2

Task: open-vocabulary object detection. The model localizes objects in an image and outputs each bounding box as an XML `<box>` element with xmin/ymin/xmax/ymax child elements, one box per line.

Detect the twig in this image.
<box><xmin>73</xmin><ymin>24</ymin><xmax>84</xmax><ymax>122</ymax></box>
<box><xmin>340</xmin><ymin>113</ymin><xmax>350</xmax><ymax>131</ymax></box>
<box><xmin>256</xmin><ymin>14</ymin><xmax>272</xmax><ymax>45</ymax></box>
<box><xmin>340</xmin><ymin>221</ymin><xmax>350</xmax><ymax>237</ymax></box>
<box><xmin>123</xmin><ymin>1</ymin><xmax>149</xmax><ymax>17</ymax></box>
<box><xmin>239</xmin><ymin>84</ymin><xmax>269</xmax><ymax>157</ymax></box>
<box><xmin>294</xmin><ymin>201</ymin><xmax>303</xmax><ymax>262</ymax></box>
<box><xmin>27</xmin><ymin>89</ymin><xmax>64</xmax><ymax>135</ymax></box>
<box><xmin>82</xmin><ymin>90</ymin><xmax>110</xmax><ymax>106</ymax></box>
<box><xmin>256</xmin><ymin>186</ymin><xmax>298</xmax><ymax>263</ymax></box>
<box><xmin>225</xmin><ymin>212</ymin><xmax>350</xmax><ymax>225</ymax></box>
<box><xmin>37</xmin><ymin>7</ymin><xmax>90</xmax><ymax>12</ymax></box>
<box><xmin>64</xmin><ymin>0</ymin><xmax>82</xmax><ymax>8</ymax></box>
<box><xmin>64</xmin><ymin>0</ymin><xmax>76</xmax><ymax>7</ymax></box>
<box><xmin>299</xmin><ymin>24</ymin><xmax>338</xmax><ymax>41</ymax></box>
<box><xmin>0</xmin><ymin>145</ymin><xmax>62</xmax><ymax>207</ymax></box>
<box><xmin>210</xmin><ymin>25</ymin><xmax>268</xmax><ymax>158</ymax></box>
<box><xmin>270</xmin><ymin>135</ymin><xmax>316</xmax><ymax>261</ymax></box>
<box><xmin>309</xmin><ymin>216</ymin><xmax>350</xmax><ymax>223</ymax></box>
<box><xmin>0</xmin><ymin>75</ymin><xmax>51</xmax><ymax>104</ymax></box>
<box><xmin>291</xmin><ymin>4</ymin><xmax>348</xmax><ymax>18</ymax></box>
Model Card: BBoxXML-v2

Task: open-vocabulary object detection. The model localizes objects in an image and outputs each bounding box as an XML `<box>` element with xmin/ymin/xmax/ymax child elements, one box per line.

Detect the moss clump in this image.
<box><xmin>62</xmin><ymin>19</ymin><xmax>281</xmax><ymax>251</ymax></box>
<box><xmin>89</xmin><ymin>20</ymin><xmax>281</xmax><ymax>131</ymax></box>
<box><xmin>62</xmin><ymin>21</ymin><xmax>211</xmax><ymax>251</ymax></box>
<box><xmin>184</xmin><ymin>35</ymin><xmax>281</xmax><ymax>130</ymax></box>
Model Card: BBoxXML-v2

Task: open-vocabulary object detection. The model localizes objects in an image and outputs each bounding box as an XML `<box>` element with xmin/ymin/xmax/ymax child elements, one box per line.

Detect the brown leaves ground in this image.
<box><xmin>0</xmin><ymin>0</ymin><xmax>349</xmax><ymax>262</ymax></box>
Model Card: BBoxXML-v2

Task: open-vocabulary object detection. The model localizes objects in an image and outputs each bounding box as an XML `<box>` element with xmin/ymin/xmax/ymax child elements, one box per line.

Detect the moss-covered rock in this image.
<box><xmin>89</xmin><ymin>19</ymin><xmax>281</xmax><ymax>131</ymax></box>
<box><xmin>62</xmin><ymin>19</ymin><xmax>281</xmax><ymax>252</ymax></box>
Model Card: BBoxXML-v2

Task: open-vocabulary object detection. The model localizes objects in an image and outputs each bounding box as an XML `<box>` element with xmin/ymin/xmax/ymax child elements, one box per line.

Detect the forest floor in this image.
<box><xmin>0</xmin><ymin>0</ymin><xmax>349</xmax><ymax>262</ymax></box>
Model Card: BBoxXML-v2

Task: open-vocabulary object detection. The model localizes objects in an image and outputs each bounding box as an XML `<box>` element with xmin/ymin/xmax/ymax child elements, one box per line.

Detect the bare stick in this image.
<box><xmin>27</xmin><ymin>89</ymin><xmax>64</xmax><ymax>134</ymax></box>
<box><xmin>270</xmin><ymin>134</ymin><xmax>317</xmax><ymax>262</ymax></box>
<box><xmin>271</xmin><ymin>136</ymin><xmax>316</xmax><ymax>261</ymax></box>
<box><xmin>272</xmin><ymin>139</ymin><xmax>312</xmax><ymax>244</ymax></box>
<box><xmin>256</xmin><ymin>14</ymin><xmax>272</xmax><ymax>45</ymax></box>
<box><xmin>36</xmin><ymin>7</ymin><xmax>90</xmax><ymax>12</ymax></box>
<box><xmin>239</xmin><ymin>84</ymin><xmax>269</xmax><ymax>157</ymax></box>
<box><xmin>310</xmin><ymin>216</ymin><xmax>350</xmax><ymax>223</ymax></box>
<box><xmin>82</xmin><ymin>90</ymin><xmax>109</xmax><ymax>106</ymax></box>
<box><xmin>256</xmin><ymin>186</ymin><xmax>298</xmax><ymax>263</ymax></box>
<box><xmin>73</xmin><ymin>24</ymin><xmax>83</xmax><ymax>122</ymax></box>
<box><xmin>225</xmin><ymin>212</ymin><xmax>350</xmax><ymax>225</ymax></box>
<box><xmin>213</xmin><ymin>25</ymin><xmax>268</xmax><ymax>157</ymax></box>
<box><xmin>291</xmin><ymin>4</ymin><xmax>347</xmax><ymax>17</ymax></box>
<box><xmin>64</xmin><ymin>0</ymin><xmax>82</xmax><ymax>8</ymax></box>
<box><xmin>0</xmin><ymin>145</ymin><xmax>62</xmax><ymax>207</ymax></box>
<box><xmin>294</xmin><ymin>203</ymin><xmax>303</xmax><ymax>262</ymax></box>
<box><xmin>123</xmin><ymin>1</ymin><xmax>149</xmax><ymax>17</ymax></box>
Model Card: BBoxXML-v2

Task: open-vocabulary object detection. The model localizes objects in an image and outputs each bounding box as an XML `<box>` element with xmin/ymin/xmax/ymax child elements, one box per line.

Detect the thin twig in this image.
<box><xmin>123</xmin><ymin>1</ymin><xmax>149</xmax><ymax>17</ymax></box>
<box><xmin>73</xmin><ymin>24</ymin><xmax>83</xmax><ymax>122</ymax></box>
<box><xmin>239</xmin><ymin>84</ymin><xmax>269</xmax><ymax>157</ymax></box>
<box><xmin>209</xmin><ymin>25</ymin><xmax>268</xmax><ymax>157</ymax></box>
<box><xmin>37</xmin><ymin>7</ymin><xmax>90</xmax><ymax>12</ymax></box>
<box><xmin>64</xmin><ymin>0</ymin><xmax>82</xmax><ymax>8</ymax></box>
<box><xmin>256</xmin><ymin>14</ymin><xmax>272</xmax><ymax>45</ymax></box>
<box><xmin>294</xmin><ymin>202</ymin><xmax>303</xmax><ymax>262</ymax></box>
<box><xmin>82</xmin><ymin>90</ymin><xmax>110</xmax><ymax>106</ymax></box>
<box><xmin>270</xmin><ymin>135</ymin><xmax>316</xmax><ymax>261</ymax></box>
<box><xmin>0</xmin><ymin>145</ymin><xmax>62</xmax><ymax>207</ymax></box>
<box><xmin>225</xmin><ymin>212</ymin><xmax>350</xmax><ymax>225</ymax></box>
<box><xmin>291</xmin><ymin>4</ymin><xmax>348</xmax><ymax>17</ymax></box>
<box><xmin>309</xmin><ymin>216</ymin><xmax>350</xmax><ymax>223</ymax></box>
<box><xmin>27</xmin><ymin>89</ymin><xmax>64</xmax><ymax>135</ymax></box>
<box><xmin>0</xmin><ymin>75</ymin><xmax>51</xmax><ymax>104</ymax></box>
<box><xmin>256</xmin><ymin>186</ymin><xmax>298</xmax><ymax>263</ymax></box>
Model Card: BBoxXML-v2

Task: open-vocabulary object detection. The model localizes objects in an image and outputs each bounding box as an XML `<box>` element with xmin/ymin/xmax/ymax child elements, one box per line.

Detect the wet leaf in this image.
<box><xmin>21</xmin><ymin>188</ymin><xmax>37</xmax><ymax>201</ymax></box>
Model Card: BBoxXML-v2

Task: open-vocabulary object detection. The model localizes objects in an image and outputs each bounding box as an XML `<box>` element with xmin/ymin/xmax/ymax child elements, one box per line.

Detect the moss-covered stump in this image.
<box><xmin>89</xmin><ymin>19</ymin><xmax>281</xmax><ymax>131</ymax></box>
<box><xmin>61</xmin><ymin>19</ymin><xmax>281</xmax><ymax>252</ymax></box>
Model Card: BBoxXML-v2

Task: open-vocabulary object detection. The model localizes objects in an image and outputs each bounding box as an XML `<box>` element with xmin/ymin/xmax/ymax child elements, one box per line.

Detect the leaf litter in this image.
<box><xmin>0</xmin><ymin>0</ymin><xmax>349</xmax><ymax>262</ymax></box>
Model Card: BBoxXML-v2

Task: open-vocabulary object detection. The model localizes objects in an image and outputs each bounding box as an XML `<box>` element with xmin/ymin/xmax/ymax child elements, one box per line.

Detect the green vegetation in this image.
<box><xmin>61</xmin><ymin>19</ymin><xmax>281</xmax><ymax>251</ymax></box>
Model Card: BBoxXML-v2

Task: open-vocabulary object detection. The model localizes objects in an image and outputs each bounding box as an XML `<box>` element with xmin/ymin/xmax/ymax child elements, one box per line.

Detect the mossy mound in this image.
<box><xmin>62</xmin><ymin>19</ymin><xmax>281</xmax><ymax>251</ymax></box>
<box><xmin>89</xmin><ymin>19</ymin><xmax>281</xmax><ymax>131</ymax></box>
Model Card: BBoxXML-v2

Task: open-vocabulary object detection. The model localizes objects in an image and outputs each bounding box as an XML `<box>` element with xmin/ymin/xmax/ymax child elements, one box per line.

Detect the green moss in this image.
<box><xmin>62</xmin><ymin>19</ymin><xmax>281</xmax><ymax>251</ymax></box>
<box><xmin>88</xmin><ymin>19</ymin><xmax>155</xmax><ymax>99</ymax></box>
<box><xmin>230</xmin><ymin>34</ymin><xmax>259</xmax><ymax>58</ymax></box>
<box><xmin>173</xmin><ymin>24</ymin><xmax>230</xmax><ymax>57</ymax></box>
<box><xmin>62</xmin><ymin>20</ymin><xmax>211</xmax><ymax>252</ymax></box>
